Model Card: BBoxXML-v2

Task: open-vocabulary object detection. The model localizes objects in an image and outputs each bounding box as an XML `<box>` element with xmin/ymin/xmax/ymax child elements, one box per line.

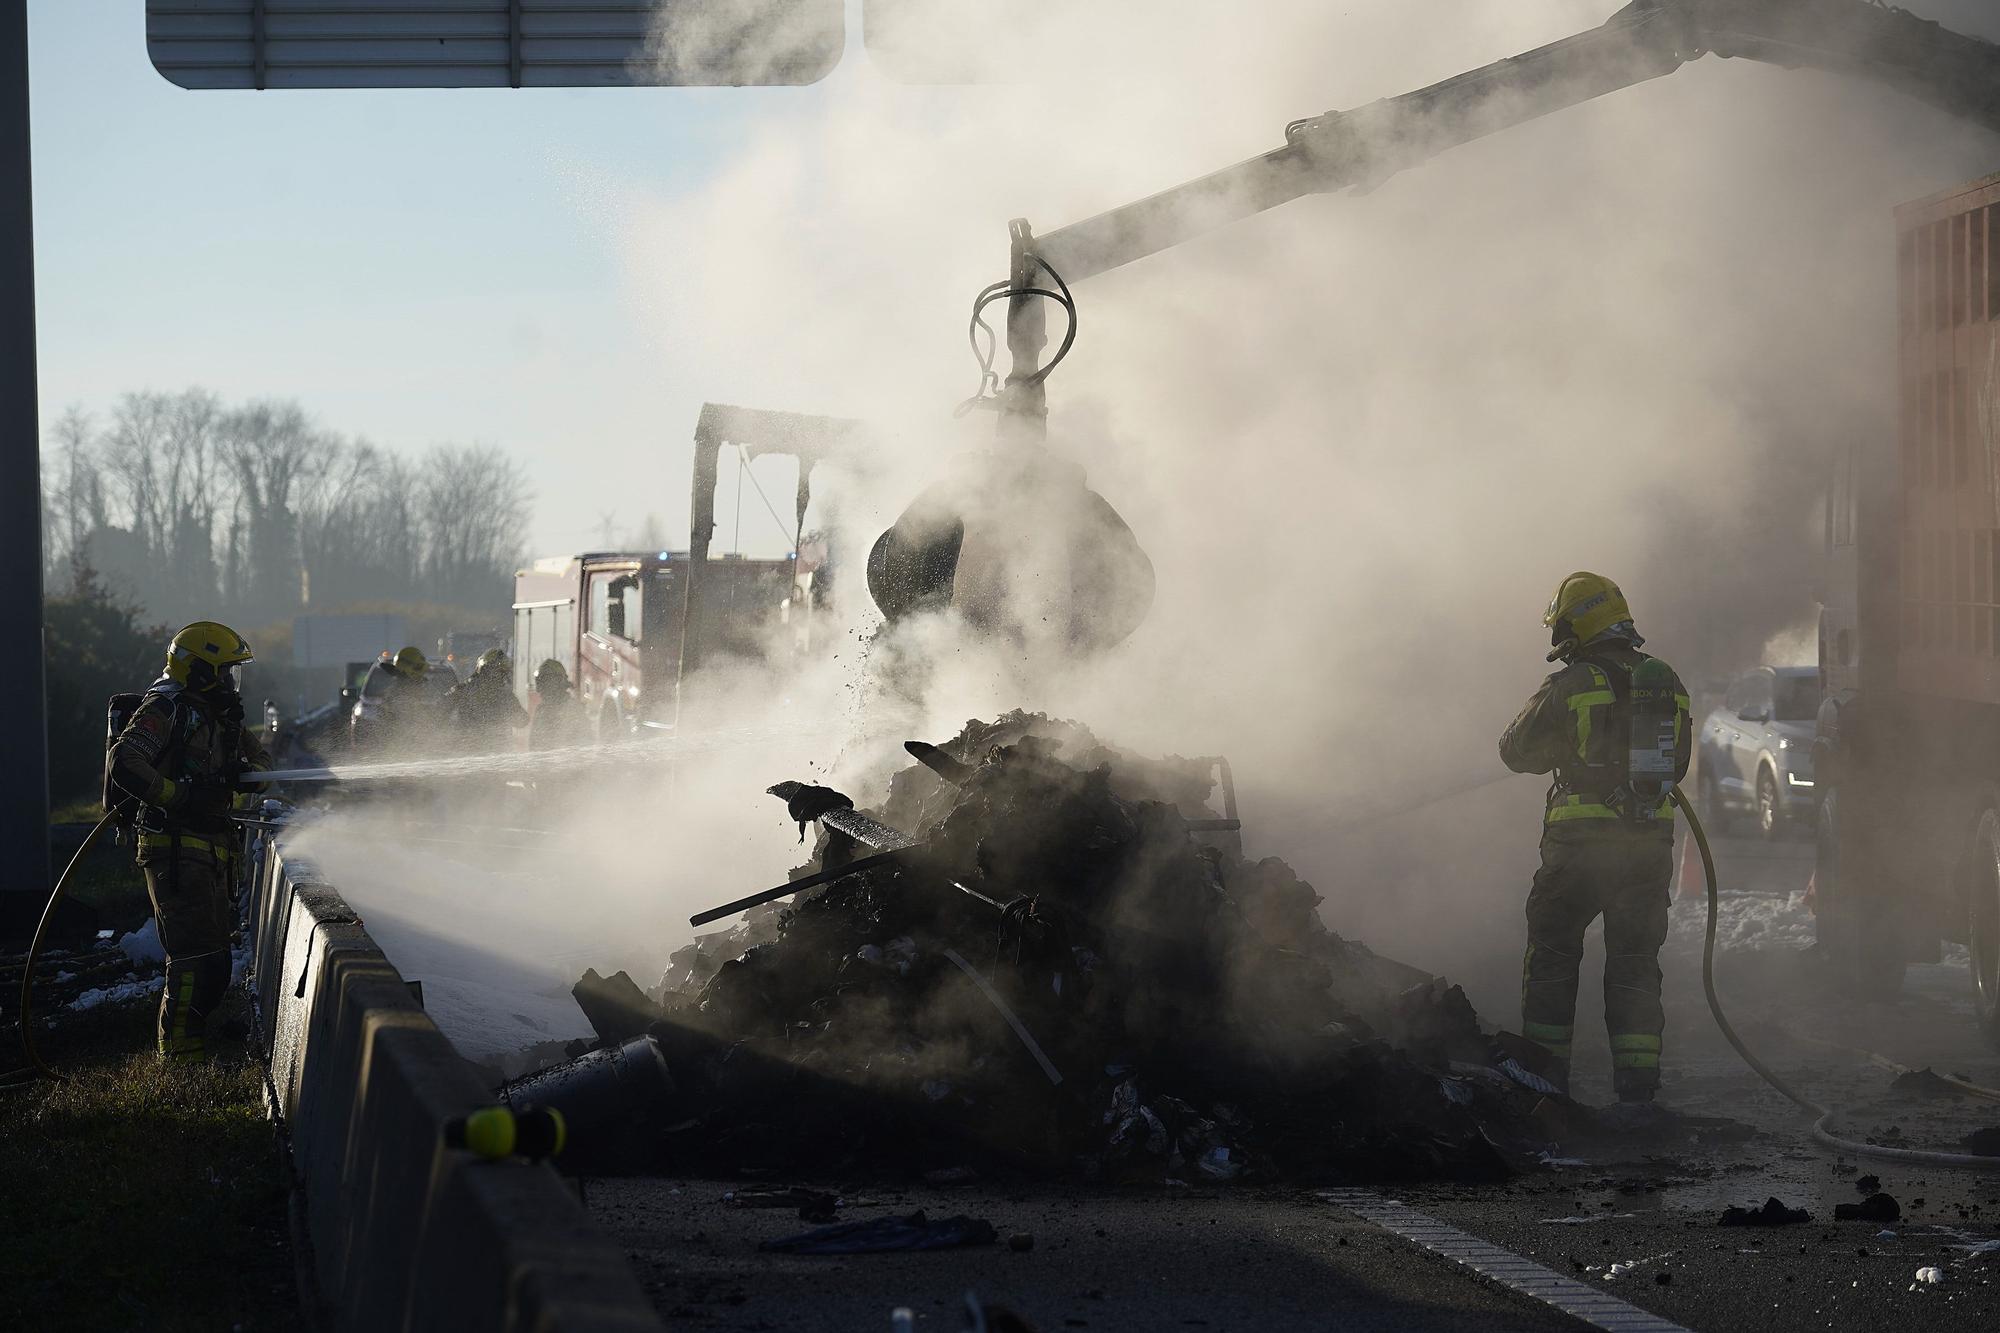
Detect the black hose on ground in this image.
<box><xmin>1675</xmin><ymin>788</ymin><xmax>2000</xmax><ymax>1171</ymax></box>
<box><xmin>12</xmin><ymin>807</ymin><xmax>124</xmax><ymax>1084</ymax></box>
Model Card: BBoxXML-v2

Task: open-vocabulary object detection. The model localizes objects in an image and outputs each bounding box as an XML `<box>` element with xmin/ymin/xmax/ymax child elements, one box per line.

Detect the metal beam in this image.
<box><xmin>1</xmin><ymin>0</ymin><xmax>51</xmax><ymax>902</ymax></box>
<box><xmin>145</xmin><ymin>1</ymin><xmax>845</xmax><ymax>90</ymax></box>
<box><xmin>675</xmin><ymin>402</ymin><xmax>861</xmax><ymax>689</ymax></box>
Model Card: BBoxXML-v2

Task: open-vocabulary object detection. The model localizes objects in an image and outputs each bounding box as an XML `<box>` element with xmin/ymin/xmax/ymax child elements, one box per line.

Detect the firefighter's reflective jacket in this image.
<box><xmin>109</xmin><ymin>678</ymin><xmax>270</xmax><ymax>849</ymax></box>
<box><xmin>1498</xmin><ymin>643</ymin><xmax>1691</xmax><ymax>833</ymax></box>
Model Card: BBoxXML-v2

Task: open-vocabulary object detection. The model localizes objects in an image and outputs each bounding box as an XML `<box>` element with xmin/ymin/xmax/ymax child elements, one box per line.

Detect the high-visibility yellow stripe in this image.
<box><xmin>1522</xmin><ymin>1020</ymin><xmax>1573</xmax><ymax>1056</ymax></box>
<box><xmin>1609</xmin><ymin>1033</ymin><xmax>1662</xmax><ymax>1052</ymax></box>
<box><xmin>1568</xmin><ymin>677</ymin><xmax>1616</xmax><ymax>758</ymax></box>
<box><xmin>1546</xmin><ymin>795</ymin><xmax>1670</xmax><ymax>824</ymax></box>
<box><xmin>138</xmin><ymin>833</ymin><xmax>232</xmax><ymax>859</ymax></box>
<box><xmin>161</xmin><ymin>973</ymin><xmax>202</xmax><ymax>1060</ymax></box>
<box><xmin>1612</xmin><ymin>1051</ymin><xmax>1660</xmax><ymax>1069</ymax></box>
<box><xmin>1547</xmin><ymin>800</ymin><xmax>1619</xmax><ymax>822</ymax></box>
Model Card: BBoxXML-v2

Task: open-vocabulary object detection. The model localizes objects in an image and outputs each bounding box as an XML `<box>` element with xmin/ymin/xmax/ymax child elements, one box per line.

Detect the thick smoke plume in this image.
<box><xmin>311</xmin><ymin>1</ymin><xmax>2000</xmax><ymax>1049</ymax></box>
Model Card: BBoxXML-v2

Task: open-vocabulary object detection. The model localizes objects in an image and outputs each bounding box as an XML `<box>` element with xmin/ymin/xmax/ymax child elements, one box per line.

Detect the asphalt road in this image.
<box><xmin>584</xmin><ymin>829</ymin><xmax>2000</xmax><ymax>1332</ymax></box>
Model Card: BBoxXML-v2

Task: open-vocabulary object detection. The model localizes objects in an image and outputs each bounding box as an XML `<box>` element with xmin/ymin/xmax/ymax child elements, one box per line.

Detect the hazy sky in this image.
<box><xmin>27</xmin><ymin>0</ymin><xmax>818</xmax><ymax>557</ymax></box>
<box><xmin>29</xmin><ymin>0</ymin><xmax>2000</xmax><ymax>574</ymax></box>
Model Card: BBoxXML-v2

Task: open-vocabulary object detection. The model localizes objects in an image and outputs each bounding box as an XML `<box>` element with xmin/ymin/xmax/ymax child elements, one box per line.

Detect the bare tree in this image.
<box><xmin>101</xmin><ymin>391</ymin><xmax>172</xmax><ymax>557</ymax></box>
<box><xmin>42</xmin><ymin>405</ymin><xmax>103</xmax><ymax>591</ymax></box>
<box><xmin>418</xmin><ymin>443</ymin><xmax>531</xmax><ymax>607</ymax></box>
<box><xmin>298</xmin><ymin>439</ymin><xmax>426</xmax><ymax>607</ymax></box>
<box><xmin>221</xmin><ymin>399</ymin><xmax>324</xmax><ymax>620</ymax></box>
<box><xmin>160</xmin><ymin>389</ymin><xmax>223</xmax><ymax>604</ymax></box>
<box><xmin>44</xmin><ymin>388</ymin><xmax>541</xmax><ymax>624</ymax></box>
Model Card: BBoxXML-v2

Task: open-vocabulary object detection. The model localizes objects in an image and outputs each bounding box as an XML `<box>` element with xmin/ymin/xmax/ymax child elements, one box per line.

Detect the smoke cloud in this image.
<box><xmin>310</xmin><ymin>1</ymin><xmax>2000</xmax><ymax>1049</ymax></box>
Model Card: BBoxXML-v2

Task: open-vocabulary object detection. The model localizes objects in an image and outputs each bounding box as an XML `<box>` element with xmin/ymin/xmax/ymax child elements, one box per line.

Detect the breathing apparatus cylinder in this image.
<box><xmin>1626</xmin><ymin>657</ymin><xmax>1679</xmax><ymax>814</ymax></box>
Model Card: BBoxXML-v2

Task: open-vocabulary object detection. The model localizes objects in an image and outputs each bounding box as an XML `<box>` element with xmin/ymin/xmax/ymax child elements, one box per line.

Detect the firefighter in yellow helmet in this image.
<box><xmin>354</xmin><ymin>645</ymin><xmax>438</xmax><ymax>756</ymax></box>
<box><xmin>528</xmin><ymin>658</ymin><xmax>580</xmax><ymax>752</ymax></box>
<box><xmin>1499</xmin><ymin>574</ymin><xmax>1691</xmax><ymax>1104</ymax></box>
<box><xmin>107</xmin><ymin>622</ymin><xmax>269</xmax><ymax>1060</ymax></box>
<box><xmin>443</xmin><ymin>647</ymin><xmax>527</xmax><ymax>754</ymax></box>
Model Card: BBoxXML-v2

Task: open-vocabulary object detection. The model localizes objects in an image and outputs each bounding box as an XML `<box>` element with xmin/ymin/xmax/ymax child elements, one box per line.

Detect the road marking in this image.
<box><xmin>1319</xmin><ymin>1190</ymin><xmax>1691</xmax><ymax>1333</ymax></box>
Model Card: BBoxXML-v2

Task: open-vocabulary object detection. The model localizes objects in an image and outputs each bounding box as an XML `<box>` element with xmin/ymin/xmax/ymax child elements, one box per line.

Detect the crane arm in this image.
<box><xmin>1030</xmin><ymin>0</ymin><xmax>2000</xmax><ymax>284</ymax></box>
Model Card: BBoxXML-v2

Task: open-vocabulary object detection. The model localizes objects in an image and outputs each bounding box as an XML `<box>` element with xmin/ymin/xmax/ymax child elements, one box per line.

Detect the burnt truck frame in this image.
<box><xmin>1817</xmin><ymin>171</ymin><xmax>2000</xmax><ymax>1041</ymax></box>
<box><xmin>512</xmin><ymin>403</ymin><xmax>863</xmax><ymax>740</ymax></box>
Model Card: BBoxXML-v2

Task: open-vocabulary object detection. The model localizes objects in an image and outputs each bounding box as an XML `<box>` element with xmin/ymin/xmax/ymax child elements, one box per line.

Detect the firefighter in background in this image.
<box><xmin>446</xmin><ymin>648</ymin><xmax>528</xmax><ymax>752</ymax></box>
<box><xmin>364</xmin><ymin>645</ymin><xmax>438</xmax><ymax>756</ymax></box>
<box><xmin>108</xmin><ymin>622</ymin><xmax>268</xmax><ymax>1061</ymax></box>
<box><xmin>1499</xmin><ymin>573</ymin><xmax>1691</xmax><ymax>1104</ymax></box>
<box><xmin>528</xmin><ymin>658</ymin><xmax>581</xmax><ymax>751</ymax></box>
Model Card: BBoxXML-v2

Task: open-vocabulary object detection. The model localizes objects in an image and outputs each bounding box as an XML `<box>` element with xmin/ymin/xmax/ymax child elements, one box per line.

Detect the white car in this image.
<box><xmin>1696</xmin><ymin>666</ymin><xmax>1818</xmax><ymax>838</ymax></box>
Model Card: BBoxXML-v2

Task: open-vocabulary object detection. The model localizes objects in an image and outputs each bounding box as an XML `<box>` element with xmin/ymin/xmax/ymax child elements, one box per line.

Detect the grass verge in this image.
<box><xmin>1</xmin><ymin>977</ymin><xmax>301</xmax><ymax>1330</ymax></box>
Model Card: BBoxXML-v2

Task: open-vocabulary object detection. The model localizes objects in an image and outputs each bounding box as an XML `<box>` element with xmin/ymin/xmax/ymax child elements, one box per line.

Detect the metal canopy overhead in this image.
<box><xmin>146</xmin><ymin>0</ymin><xmax>845</xmax><ymax>90</ymax></box>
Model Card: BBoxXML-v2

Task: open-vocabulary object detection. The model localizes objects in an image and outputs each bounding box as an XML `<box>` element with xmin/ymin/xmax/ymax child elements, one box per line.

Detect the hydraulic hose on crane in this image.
<box><xmin>1672</xmin><ymin>788</ymin><xmax>2000</xmax><ymax>1172</ymax></box>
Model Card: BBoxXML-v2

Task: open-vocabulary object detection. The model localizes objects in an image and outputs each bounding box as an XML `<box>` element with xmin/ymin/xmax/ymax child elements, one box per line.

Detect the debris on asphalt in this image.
<box><xmin>500</xmin><ymin>1033</ymin><xmax>677</xmax><ymax>1170</ymax></box>
<box><xmin>1963</xmin><ymin>1127</ymin><xmax>2000</xmax><ymax>1157</ymax></box>
<box><xmin>722</xmin><ymin>1185</ymin><xmax>843</xmax><ymax>1223</ymax></box>
<box><xmin>1889</xmin><ymin>1068</ymin><xmax>1965</xmax><ymax>1100</ymax></box>
<box><xmin>925</xmin><ymin>1166</ymin><xmax>979</xmax><ymax>1186</ymax></box>
<box><xmin>656</xmin><ymin>907</ymin><xmax>783</xmax><ymax>998</ymax></box>
<box><xmin>1718</xmin><ymin>1198</ymin><xmax>1810</xmax><ymax>1227</ymax></box>
<box><xmin>1854</xmin><ymin>1174</ymin><xmax>1881</xmax><ymax>1193</ymax></box>
<box><xmin>572</xmin><ymin>968</ymin><xmax>664</xmax><ymax>1045</ymax></box>
<box><xmin>1913</xmin><ymin>1265</ymin><xmax>1944</xmax><ymax>1286</ymax></box>
<box><xmin>1007</xmin><ymin>1231</ymin><xmax>1035</xmax><ymax>1251</ymax></box>
<box><xmin>1835</xmin><ymin>1193</ymin><xmax>1901</xmax><ymax>1223</ymax></box>
<box><xmin>525</xmin><ymin>712</ymin><xmax>1740</xmax><ymax>1184</ymax></box>
<box><xmin>758</xmin><ymin>1209</ymin><xmax>998</xmax><ymax>1255</ymax></box>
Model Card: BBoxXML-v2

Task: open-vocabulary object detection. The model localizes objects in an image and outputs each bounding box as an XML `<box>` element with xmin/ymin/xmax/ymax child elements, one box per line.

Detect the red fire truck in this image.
<box><xmin>511</xmin><ymin>403</ymin><xmax>861</xmax><ymax>739</ymax></box>
<box><xmin>1817</xmin><ymin>171</ymin><xmax>2000</xmax><ymax>1044</ymax></box>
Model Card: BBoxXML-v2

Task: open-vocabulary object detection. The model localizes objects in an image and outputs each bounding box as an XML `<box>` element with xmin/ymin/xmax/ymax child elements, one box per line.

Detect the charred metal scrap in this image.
<box><xmin>520</xmin><ymin>712</ymin><xmax>1574</xmax><ymax>1182</ymax></box>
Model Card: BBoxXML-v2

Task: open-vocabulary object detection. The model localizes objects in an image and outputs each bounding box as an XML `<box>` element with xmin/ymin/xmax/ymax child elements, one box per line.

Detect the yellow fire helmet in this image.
<box><xmin>165</xmin><ymin>621</ymin><xmax>254</xmax><ymax>692</ymax></box>
<box><xmin>1543</xmin><ymin>571</ymin><xmax>1632</xmax><ymax>662</ymax></box>
<box><xmin>475</xmin><ymin>647</ymin><xmax>510</xmax><ymax>674</ymax></box>
<box><xmin>392</xmin><ymin>645</ymin><xmax>430</xmax><ymax>678</ymax></box>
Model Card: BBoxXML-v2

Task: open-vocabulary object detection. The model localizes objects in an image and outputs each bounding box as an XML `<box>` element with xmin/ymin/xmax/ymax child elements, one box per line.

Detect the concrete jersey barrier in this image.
<box><xmin>242</xmin><ymin>831</ymin><xmax>661</xmax><ymax>1332</ymax></box>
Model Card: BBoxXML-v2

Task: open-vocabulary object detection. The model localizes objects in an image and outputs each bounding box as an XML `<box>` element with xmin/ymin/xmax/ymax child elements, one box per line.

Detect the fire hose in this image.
<box><xmin>9</xmin><ymin>798</ymin><xmax>284</xmax><ymax>1086</ymax></box>
<box><xmin>7</xmin><ymin>806</ymin><xmax>125</xmax><ymax>1084</ymax></box>
<box><xmin>1675</xmin><ymin>789</ymin><xmax>2000</xmax><ymax>1171</ymax></box>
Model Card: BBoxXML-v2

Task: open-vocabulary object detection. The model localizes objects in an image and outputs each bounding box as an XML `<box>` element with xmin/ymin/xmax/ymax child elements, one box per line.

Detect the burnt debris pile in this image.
<box><xmin>527</xmin><ymin>712</ymin><xmax>1559</xmax><ymax>1183</ymax></box>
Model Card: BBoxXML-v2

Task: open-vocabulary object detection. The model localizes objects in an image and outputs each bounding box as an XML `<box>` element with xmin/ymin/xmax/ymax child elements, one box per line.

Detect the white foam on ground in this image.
<box><xmin>70</xmin><ymin>976</ymin><xmax>164</xmax><ymax>1011</ymax></box>
<box><xmin>1665</xmin><ymin>888</ymin><xmax>1818</xmax><ymax>955</ymax></box>
<box><xmin>116</xmin><ymin>917</ymin><xmax>166</xmax><ymax>965</ymax></box>
<box><xmin>281</xmin><ymin>824</ymin><xmax>600</xmax><ymax>1064</ymax></box>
